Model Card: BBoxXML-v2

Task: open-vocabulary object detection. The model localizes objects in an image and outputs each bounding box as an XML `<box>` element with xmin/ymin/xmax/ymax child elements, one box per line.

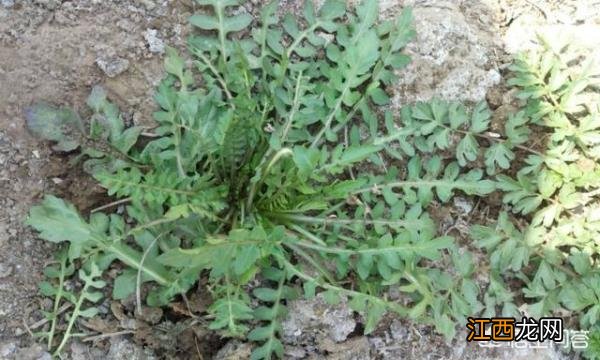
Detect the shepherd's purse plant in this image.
<box><xmin>22</xmin><ymin>0</ymin><xmax>570</xmax><ymax>358</ymax></box>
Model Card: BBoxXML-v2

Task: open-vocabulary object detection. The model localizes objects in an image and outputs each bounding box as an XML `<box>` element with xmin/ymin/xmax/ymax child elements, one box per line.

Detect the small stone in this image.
<box><xmin>34</xmin><ymin>0</ymin><xmax>60</xmax><ymax>10</ymax></box>
<box><xmin>453</xmin><ymin>196</ymin><xmax>473</xmax><ymax>214</ymax></box>
<box><xmin>144</xmin><ymin>29</ymin><xmax>165</xmax><ymax>54</ymax></box>
<box><xmin>0</xmin><ymin>341</ymin><xmax>17</xmax><ymax>358</ymax></box>
<box><xmin>392</xmin><ymin>5</ymin><xmax>500</xmax><ymax>104</ymax></box>
<box><xmin>282</xmin><ymin>293</ymin><xmax>356</xmax><ymax>344</ymax></box>
<box><xmin>132</xmin><ymin>112</ymin><xmax>143</xmax><ymax>125</ymax></box>
<box><xmin>14</xmin><ymin>344</ymin><xmax>51</xmax><ymax>360</ymax></box>
<box><xmin>213</xmin><ymin>341</ymin><xmax>252</xmax><ymax>360</ymax></box>
<box><xmin>390</xmin><ymin>320</ymin><xmax>409</xmax><ymax>340</ymax></box>
<box><xmin>0</xmin><ymin>263</ymin><xmax>13</xmax><ymax>278</ymax></box>
<box><xmin>320</xmin><ymin>336</ymin><xmax>372</xmax><ymax>360</ymax></box>
<box><xmin>119</xmin><ymin>318</ymin><xmax>137</xmax><ymax>330</ymax></box>
<box><xmin>139</xmin><ymin>0</ymin><xmax>155</xmax><ymax>10</ymax></box>
<box><xmin>70</xmin><ymin>341</ymin><xmax>89</xmax><ymax>360</ymax></box>
<box><xmin>138</xmin><ymin>306</ymin><xmax>163</xmax><ymax>325</ymax></box>
<box><xmin>1</xmin><ymin>0</ymin><xmax>14</xmax><ymax>8</ymax></box>
<box><xmin>38</xmin><ymin>351</ymin><xmax>53</xmax><ymax>360</ymax></box>
<box><xmin>0</xmin><ymin>263</ymin><xmax>12</xmax><ymax>279</ymax></box>
<box><xmin>96</xmin><ymin>57</ymin><xmax>130</xmax><ymax>78</ymax></box>
<box><xmin>285</xmin><ymin>346</ymin><xmax>306</xmax><ymax>358</ymax></box>
<box><xmin>106</xmin><ymin>338</ymin><xmax>152</xmax><ymax>360</ymax></box>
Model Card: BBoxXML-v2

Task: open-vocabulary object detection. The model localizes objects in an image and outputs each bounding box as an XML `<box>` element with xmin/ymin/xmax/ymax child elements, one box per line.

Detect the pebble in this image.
<box><xmin>139</xmin><ymin>0</ymin><xmax>155</xmax><ymax>11</ymax></box>
<box><xmin>14</xmin><ymin>344</ymin><xmax>52</xmax><ymax>360</ymax></box>
<box><xmin>0</xmin><ymin>263</ymin><xmax>13</xmax><ymax>278</ymax></box>
<box><xmin>285</xmin><ymin>346</ymin><xmax>307</xmax><ymax>358</ymax></box>
<box><xmin>106</xmin><ymin>338</ymin><xmax>153</xmax><ymax>360</ymax></box>
<box><xmin>70</xmin><ymin>341</ymin><xmax>89</xmax><ymax>360</ymax></box>
<box><xmin>144</xmin><ymin>29</ymin><xmax>165</xmax><ymax>54</ymax></box>
<box><xmin>212</xmin><ymin>341</ymin><xmax>252</xmax><ymax>360</ymax></box>
<box><xmin>34</xmin><ymin>0</ymin><xmax>60</xmax><ymax>10</ymax></box>
<box><xmin>0</xmin><ymin>342</ymin><xmax>17</xmax><ymax>358</ymax></box>
<box><xmin>96</xmin><ymin>57</ymin><xmax>130</xmax><ymax>78</ymax></box>
<box><xmin>453</xmin><ymin>196</ymin><xmax>474</xmax><ymax>214</ymax></box>
<box><xmin>1</xmin><ymin>0</ymin><xmax>14</xmax><ymax>8</ymax></box>
<box><xmin>282</xmin><ymin>293</ymin><xmax>356</xmax><ymax>344</ymax></box>
<box><xmin>138</xmin><ymin>306</ymin><xmax>163</xmax><ymax>324</ymax></box>
<box><xmin>390</xmin><ymin>320</ymin><xmax>409</xmax><ymax>340</ymax></box>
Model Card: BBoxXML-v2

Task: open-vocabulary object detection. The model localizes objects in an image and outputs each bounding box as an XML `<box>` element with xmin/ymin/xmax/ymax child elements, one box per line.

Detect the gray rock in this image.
<box><xmin>106</xmin><ymin>337</ymin><xmax>154</xmax><ymax>360</ymax></box>
<box><xmin>320</xmin><ymin>336</ymin><xmax>372</xmax><ymax>360</ymax></box>
<box><xmin>70</xmin><ymin>341</ymin><xmax>89</xmax><ymax>360</ymax></box>
<box><xmin>96</xmin><ymin>57</ymin><xmax>130</xmax><ymax>78</ymax></box>
<box><xmin>0</xmin><ymin>341</ymin><xmax>17</xmax><ymax>358</ymax></box>
<box><xmin>0</xmin><ymin>262</ymin><xmax>12</xmax><ymax>278</ymax></box>
<box><xmin>33</xmin><ymin>0</ymin><xmax>59</xmax><ymax>10</ymax></box>
<box><xmin>144</xmin><ymin>29</ymin><xmax>165</xmax><ymax>54</ymax></box>
<box><xmin>453</xmin><ymin>196</ymin><xmax>474</xmax><ymax>215</ymax></box>
<box><xmin>284</xmin><ymin>346</ymin><xmax>307</xmax><ymax>358</ymax></box>
<box><xmin>282</xmin><ymin>293</ymin><xmax>356</xmax><ymax>344</ymax></box>
<box><xmin>14</xmin><ymin>344</ymin><xmax>51</xmax><ymax>360</ymax></box>
<box><xmin>392</xmin><ymin>4</ymin><xmax>501</xmax><ymax>105</ymax></box>
<box><xmin>212</xmin><ymin>341</ymin><xmax>253</xmax><ymax>360</ymax></box>
<box><xmin>138</xmin><ymin>0</ymin><xmax>155</xmax><ymax>11</ymax></box>
<box><xmin>1</xmin><ymin>0</ymin><xmax>14</xmax><ymax>8</ymax></box>
<box><xmin>389</xmin><ymin>319</ymin><xmax>409</xmax><ymax>340</ymax></box>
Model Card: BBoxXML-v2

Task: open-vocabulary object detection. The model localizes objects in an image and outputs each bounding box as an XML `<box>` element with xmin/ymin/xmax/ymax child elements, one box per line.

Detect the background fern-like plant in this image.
<box><xmin>472</xmin><ymin>38</ymin><xmax>600</xmax><ymax>355</ymax></box>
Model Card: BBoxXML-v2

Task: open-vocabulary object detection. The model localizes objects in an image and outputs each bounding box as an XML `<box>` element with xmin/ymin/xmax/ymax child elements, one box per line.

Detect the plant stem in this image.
<box><xmin>47</xmin><ymin>254</ymin><xmax>67</xmax><ymax>350</ymax></box>
<box><xmin>280</xmin><ymin>71</ymin><xmax>304</xmax><ymax>142</ymax></box>
<box><xmin>136</xmin><ymin>232</ymin><xmax>167</xmax><ymax>315</ymax></box>
<box><xmin>216</xmin><ymin>4</ymin><xmax>228</xmax><ymax>62</ymax></box>
<box><xmin>261</xmin><ymin>270</ymin><xmax>286</xmax><ymax>355</ymax></box>
<box><xmin>90</xmin><ymin>197</ymin><xmax>132</xmax><ymax>213</ymax></box>
<box><xmin>287</xmin><ymin>224</ymin><xmax>327</xmax><ymax>246</ymax></box>
<box><xmin>286</xmin><ymin>23</ymin><xmax>320</xmax><ymax>60</ymax></box>
<box><xmin>194</xmin><ymin>53</ymin><xmax>234</xmax><ymax>103</ymax></box>
<box><xmin>278</xmin><ymin>256</ymin><xmax>408</xmax><ymax>316</ymax></box>
<box><xmin>449</xmin><ymin>126</ymin><xmax>544</xmax><ymax>156</ymax></box>
<box><xmin>268</xmin><ymin>212</ymin><xmax>427</xmax><ymax>228</ymax></box>
<box><xmin>310</xmin><ymin>86</ymin><xmax>349</xmax><ymax>148</ymax></box>
<box><xmin>283</xmin><ymin>243</ymin><xmax>336</xmax><ymax>284</ymax></box>
<box><xmin>107</xmin><ymin>241</ymin><xmax>172</xmax><ymax>287</ymax></box>
<box><xmin>293</xmin><ymin>239</ymin><xmax>444</xmax><ymax>256</ymax></box>
<box><xmin>53</xmin><ymin>282</ymin><xmax>90</xmax><ymax>356</ymax></box>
